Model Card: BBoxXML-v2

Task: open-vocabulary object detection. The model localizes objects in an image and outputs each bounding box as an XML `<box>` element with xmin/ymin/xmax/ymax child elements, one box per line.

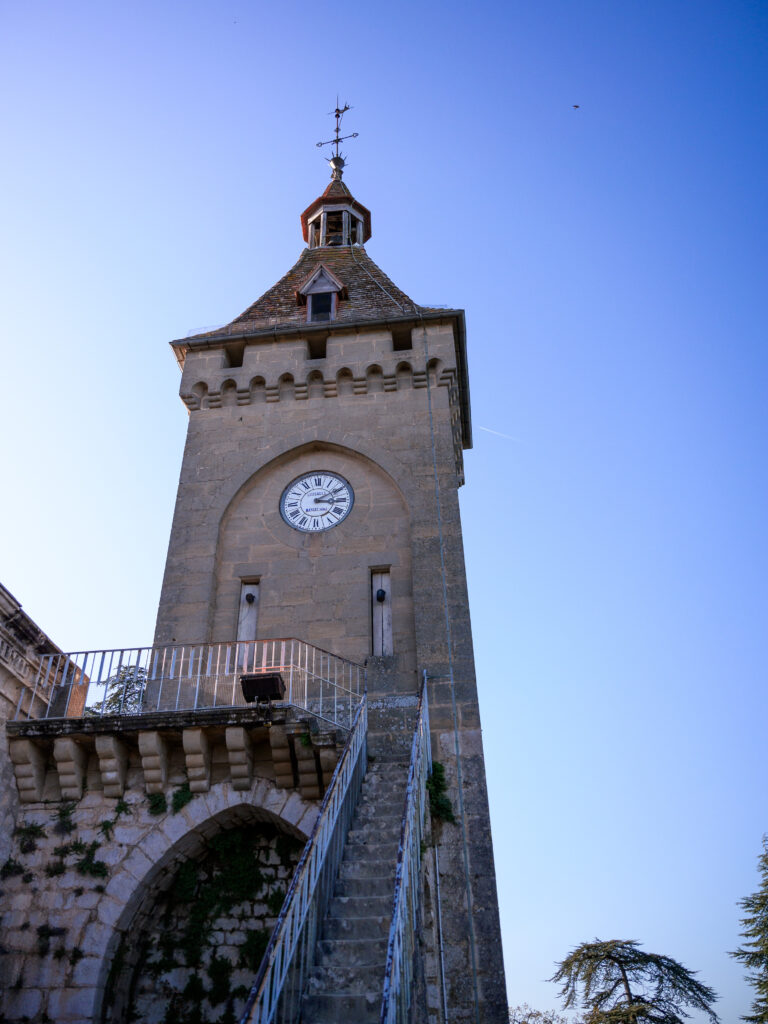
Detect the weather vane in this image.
<box><xmin>316</xmin><ymin>100</ymin><xmax>358</xmax><ymax>179</ymax></box>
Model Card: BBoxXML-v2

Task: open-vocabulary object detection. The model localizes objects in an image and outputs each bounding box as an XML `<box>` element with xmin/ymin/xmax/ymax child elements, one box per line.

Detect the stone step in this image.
<box><xmin>307</xmin><ymin>962</ymin><xmax>383</xmax><ymax>996</ymax></box>
<box><xmin>298</xmin><ymin>760</ymin><xmax>408</xmax><ymax>1020</ymax></box>
<box><xmin>353</xmin><ymin>807</ymin><xmax>403</xmax><ymax>827</ymax></box>
<box><xmin>339</xmin><ymin>857</ymin><xmax>398</xmax><ymax>880</ymax></box>
<box><xmin>355</xmin><ymin>799</ymin><xmax>403</xmax><ymax>817</ymax></box>
<box><xmin>323</xmin><ymin>912</ymin><xmax>390</xmax><ymax>941</ymax></box>
<box><xmin>334</xmin><ymin>875</ymin><xmax>393</xmax><ymax>898</ymax></box>
<box><xmin>301</xmin><ymin>991</ymin><xmax>380</xmax><ymax>1024</ymax></box>
<box><xmin>316</xmin><ymin>936</ymin><xmax>388</xmax><ymax>968</ymax></box>
<box><xmin>347</xmin><ymin>818</ymin><xmax>401</xmax><ymax>838</ymax></box>
<box><xmin>344</xmin><ymin>839</ymin><xmax>399</xmax><ymax>864</ymax></box>
<box><xmin>328</xmin><ymin>893</ymin><xmax>392</xmax><ymax>919</ymax></box>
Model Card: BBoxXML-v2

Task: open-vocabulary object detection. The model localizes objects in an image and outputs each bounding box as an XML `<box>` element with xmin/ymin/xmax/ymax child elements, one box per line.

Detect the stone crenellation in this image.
<box><xmin>181</xmin><ymin>358</ymin><xmax>457</xmax><ymax>411</ymax></box>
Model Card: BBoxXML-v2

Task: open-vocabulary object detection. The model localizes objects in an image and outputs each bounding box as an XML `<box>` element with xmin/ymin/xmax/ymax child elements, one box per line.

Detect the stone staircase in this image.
<box><xmin>301</xmin><ymin>759</ymin><xmax>408</xmax><ymax>1022</ymax></box>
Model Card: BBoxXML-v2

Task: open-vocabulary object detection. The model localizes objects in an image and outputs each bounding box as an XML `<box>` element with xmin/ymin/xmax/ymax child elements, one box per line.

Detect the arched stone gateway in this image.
<box><xmin>0</xmin><ymin>779</ymin><xmax>318</xmax><ymax>1024</ymax></box>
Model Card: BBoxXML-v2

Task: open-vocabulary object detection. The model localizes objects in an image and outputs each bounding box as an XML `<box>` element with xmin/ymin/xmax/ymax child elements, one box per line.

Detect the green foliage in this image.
<box><xmin>76</xmin><ymin>841</ymin><xmax>108</xmax><ymax>878</ymax></box>
<box><xmin>239</xmin><ymin>928</ymin><xmax>269</xmax><ymax>970</ymax></box>
<box><xmin>14</xmin><ymin>821</ymin><xmax>46</xmax><ymax>853</ymax></box>
<box><xmin>99</xmin><ymin>819</ymin><xmax>114</xmax><ymax>840</ymax></box>
<box><xmin>148</xmin><ymin>792</ymin><xmax>168</xmax><ymax>816</ymax></box>
<box><xmin>36</xmin><ymin>924</ymin><xmax>67</xmax><ymax>956</ymax></box>
<box><xmin>87</xmin><ymin>664</ymin><xmax>148</xmax><ymax>716</ymax></box>
<box><xmin>509</xmin><ymin>1005</ymin><xmax>573</xmax><ymax>1024</ymax></box>
<box><xmin>266</xmin><ymin>886</ymin><xmax>285</xmax><ymax>916</ymax></box>
<box><xmin>1</xmin><ymin>858</ymin><xmax>24</xmax><ymax>879</ymax></box>
<box><xmin>732</xmin><ymin>836</ymin><xmax>768</xmax><ymax>1022</ymax></box>
<box><xmin>551</xmin><ymin>939</ymin><xmax>719</xmax><ymax>1024</ymax></box>
<box><xmin>174</xmin><ymin>860</ymin><xmax>198</xmax><ymax>903</ymax></box>
<box><xmin>115</xmin><ymin>798</ymin><xmax>130</xmax><ymax>816</ymax></box>
<box><xmin>54</xmin><ymin>802</ymin><xmax>76</xmax><ymax>835</ymax></box>
<box><xmin>299</xmin><ymin>730</ymin><xmax>312</xmax><ymax>748</ymax></box>
<box><xmin>426</xmin><ymin>761</ymin><xmax>456</xmax><ymax>824</ymax></box>
<box><xmin>207</xmin><ymin>955</ymin><xmax>233</xmax><ymax>1005</ymax></box>
<box><xmin>172</xmin><ymin>783</ymin><xmax>194</xmax><ymax>814</ymax></box>
<box><xmin>45</xmin><ymin>860</ymin><xmax>66</xmax><ymax>878</ymax></box>
<box><xmin>275</xmin><ymin>833</ymin><xmax>303</xmax><ymax>867</ymax></box>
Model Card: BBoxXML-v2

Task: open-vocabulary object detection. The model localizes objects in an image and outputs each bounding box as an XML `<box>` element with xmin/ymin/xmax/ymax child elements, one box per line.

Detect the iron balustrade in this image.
<box><xmin>17</xmin><ymin>639</ymin><xmax>364</xmax><ymax>732</ymax></box>
<box><xmin>239</xmin><ymin>695</ymin><xmax>368</xmax><ymax>1024</ymax></box>
<box><xmin>380</xmin><ymin>676</ymin><xmax>432</xmax><ymax>1024</ymax></box>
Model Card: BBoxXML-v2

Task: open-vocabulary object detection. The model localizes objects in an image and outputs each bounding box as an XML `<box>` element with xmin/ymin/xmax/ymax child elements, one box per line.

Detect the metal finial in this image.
<box><xmin>316</xmin><ymin>101</ymin><xmax>359</xmax><ymax>178</ymax></box>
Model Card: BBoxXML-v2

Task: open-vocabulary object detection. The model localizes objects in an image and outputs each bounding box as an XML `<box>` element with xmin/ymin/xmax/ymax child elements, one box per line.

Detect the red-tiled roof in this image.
<box><xmin>300</xmin><ymin>181</ymin><xmax>372</xmax><ymax>242</ymax></box>
<box><xmin>185</xmin><ymin>246</ymin><xmax>422</xmax><ymax>340</ymax></box>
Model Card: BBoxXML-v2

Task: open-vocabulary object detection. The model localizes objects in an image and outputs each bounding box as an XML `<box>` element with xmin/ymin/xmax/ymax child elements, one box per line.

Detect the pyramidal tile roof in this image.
<box><xmin>185</xmin><ymin>246</ymin><xmax>424</xmax><ymax>340</ymax></box>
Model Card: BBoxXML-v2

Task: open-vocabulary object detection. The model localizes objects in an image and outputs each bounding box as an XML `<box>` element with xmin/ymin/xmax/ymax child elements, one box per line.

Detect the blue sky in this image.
<box><xmin>1</xmin><ymin>1</ymin><xmax>766</xmax><ymax>1019</ymax></box>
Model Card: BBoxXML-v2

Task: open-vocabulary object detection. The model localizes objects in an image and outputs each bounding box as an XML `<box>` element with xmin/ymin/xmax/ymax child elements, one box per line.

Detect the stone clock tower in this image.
<box><xmin>151</xmin><ymin>139</ymin><xmax>508</xmax><ymax>1020</ymax></box>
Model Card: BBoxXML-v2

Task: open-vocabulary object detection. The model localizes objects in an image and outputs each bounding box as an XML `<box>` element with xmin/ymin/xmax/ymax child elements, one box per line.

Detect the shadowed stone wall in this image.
<box><xmin>0</xmin><ymin>778</ymin><xmax>316</xmax><ymax>1024</ymax></box>
<box><xmin>106</xmin><ymin>823</ymin><xmax>304</xmax><ymax>1024</ymax></box>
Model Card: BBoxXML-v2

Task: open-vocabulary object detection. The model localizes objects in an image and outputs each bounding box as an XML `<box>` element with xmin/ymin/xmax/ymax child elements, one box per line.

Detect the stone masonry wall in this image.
<box><xmin>0</xmin><ymin>777</ymin><xmax>317</xmax><ymax>1024</ymax></box>
<box><xmin>111</xmin><ymin>823</ymin><xmax>304</xmax><ymax>1024</ymax></box>
<box><xmin>154</xmin><ymin>318</ymin><xmax>508</xmax><ymax>1022</ymax></box>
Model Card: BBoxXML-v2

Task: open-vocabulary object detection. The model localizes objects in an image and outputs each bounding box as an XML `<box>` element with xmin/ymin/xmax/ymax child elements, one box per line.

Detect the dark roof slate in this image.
<box><xmin>187</xmin><ymin>246</ymin><xmax>423</xmax><ymax>340</ymax></box>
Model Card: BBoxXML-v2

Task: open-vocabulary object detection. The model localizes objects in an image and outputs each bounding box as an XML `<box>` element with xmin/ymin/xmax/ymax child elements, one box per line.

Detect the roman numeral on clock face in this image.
<box><xmin>280</xmin><ymin>471</ymin><xmax>354</xmax><ymax>533</ymax></box>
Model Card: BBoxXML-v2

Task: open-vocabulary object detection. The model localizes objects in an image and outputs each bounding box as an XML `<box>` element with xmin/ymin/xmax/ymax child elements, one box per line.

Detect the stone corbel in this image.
<box><xmin>225</xmin><ymin>726</ymin><xmax>253</xmax><ymax>792</ymax></box>
<box><xmin>95</xmin><ymin>734</ymin><xmax>129</xmax><ymax>798</ymax></box>
<box><xmin>313</xmin><ymin>735</ymin><xmax>339</xmax><ymax>794</ymax></box>
<box><xmin>182</xmin><ymin>727</ymin><xmax>211</xmax><ymax>793</ymax></box>
<box><xmin>9</xmin><ymin>737</ymin><xmax>47</xmax><ymax>803</ymax></box>
<box><xmin>53</xmin><ymin>736</ymin><xmax>89</xmax><ymax>800</ymax></box>
<box><xmin>269</xmin><ymin>724</ymin><xmax>295</xmax><ymax>789</ymax></box>
<box><xmin>288</xmin><ymin>725</ymin><xmax>320</xmax><ymax>801</ymax></box>
<box><xmin>138</xmin><ymin>731</ymin><xmax>169</xmax><ymax>794</ymax></box>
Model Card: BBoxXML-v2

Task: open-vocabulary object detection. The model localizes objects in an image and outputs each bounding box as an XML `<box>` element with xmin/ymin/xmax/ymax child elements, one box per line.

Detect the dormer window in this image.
<box><xmin>309</xmin><ymin>291</ymin><xmax>334</xmax><ymax>322</ymax></box>
<box><xmin>297</xmin><ymin>264</ymin><xmax>348</xmax><ymax>324</ymax></box>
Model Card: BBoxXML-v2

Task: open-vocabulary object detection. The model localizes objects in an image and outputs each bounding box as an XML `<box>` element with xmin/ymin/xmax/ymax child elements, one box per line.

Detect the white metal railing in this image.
<box><xmin>380</xmin><ymin>675</ymin><xmax>432</xmax><ymax>1024</ymax></box>
<box><xmin>17</xmin><ymin>639</ymin><xmax>364</xmax><ymax>732</ymax></box>
<box><xmin>239</xmin><ymin>696</ymin><xmax>368</xmax><ymax>1024</ymax></box>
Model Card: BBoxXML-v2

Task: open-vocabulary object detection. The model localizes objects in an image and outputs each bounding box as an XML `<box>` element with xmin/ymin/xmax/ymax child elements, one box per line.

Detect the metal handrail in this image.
<box><xmin>17</xmin><ymin>638</ymin><xmax>364</xmax><ymax>733</ymax></box>
<box><xmin>239</xmin><ymin>694</ymin><xmax>368</xmax><ymax>1024</ymax></box>
<box><xmin>380</xmin><ymin>675</ymin><xmax>432</xmax><ymax>1024</ymax></box>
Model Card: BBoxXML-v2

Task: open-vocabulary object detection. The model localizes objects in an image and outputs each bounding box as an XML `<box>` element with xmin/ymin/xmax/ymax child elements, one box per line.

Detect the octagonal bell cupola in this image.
<box><xmin>300</xmin><ymin>157</ymin><xmax>372</xmax><ymax>249</ymax></box>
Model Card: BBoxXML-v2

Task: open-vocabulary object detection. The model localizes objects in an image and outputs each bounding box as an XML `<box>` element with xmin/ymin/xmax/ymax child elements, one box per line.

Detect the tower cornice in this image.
<box><xmin>170</xmin><ymin>307</ymin><xmax>472</xmax><ymax>450</ymax></box>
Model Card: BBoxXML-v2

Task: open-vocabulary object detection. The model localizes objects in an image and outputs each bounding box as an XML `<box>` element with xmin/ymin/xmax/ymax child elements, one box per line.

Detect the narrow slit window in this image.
<box><xmin>371</xmin><ymin>570</ymin><xmax>393</xmax><ymax>656</ymax></box>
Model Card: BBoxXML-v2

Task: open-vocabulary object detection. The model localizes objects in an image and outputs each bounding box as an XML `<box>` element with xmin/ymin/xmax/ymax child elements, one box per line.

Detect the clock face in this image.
<box><xmin>280</xmin><ymin>471</ymin><xmax>354</xmax><ymax>532</ymax></box>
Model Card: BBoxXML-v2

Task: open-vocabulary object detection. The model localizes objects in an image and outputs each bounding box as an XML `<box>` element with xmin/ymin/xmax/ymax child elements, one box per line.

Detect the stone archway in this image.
<box><xmin>92</xmin><ymin>781</ymin><xmax>317</xmax><ymax>1024</ymax></box>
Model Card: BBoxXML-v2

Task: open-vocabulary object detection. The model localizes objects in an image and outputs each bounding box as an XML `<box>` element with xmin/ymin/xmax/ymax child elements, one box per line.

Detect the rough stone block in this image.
<box><xmin>95</xmin><ymin>734</ymin><xmax>128</xmax><ymax>797</ymax></box>
<box><xmin>53</xmin><ymin>736</ymin><xmax>89</xmax><ymax>800</ymax></box>
<box><xmin>182</xmin><ymin>727</ymin><xmax>211</xmax><ymax>792</ymax></box>
<box><xmin>138</xmin><ymin>731</ymin><xmax>169</xmax><ymax>793</ymax></box>
<box><xmin>225</xmin><ymin>725</ymin><xmax>254</xmax><ymax>791</ymax></box>
<box><xmin>9</xmin><ymin>737</ymin><xmax>47</xmax><ymax>802</ymax></box>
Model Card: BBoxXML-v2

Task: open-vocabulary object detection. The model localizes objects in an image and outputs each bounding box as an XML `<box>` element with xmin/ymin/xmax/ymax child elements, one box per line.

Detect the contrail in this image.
<box><xmin>476</xmin><ymin>425</ymin><xmax>520</xmax><ymax>442</ymax></box>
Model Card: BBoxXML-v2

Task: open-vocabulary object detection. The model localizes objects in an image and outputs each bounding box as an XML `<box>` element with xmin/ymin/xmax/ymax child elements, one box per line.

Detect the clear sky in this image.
<box><xmin>1</xmin><ymin>1</ymin><xmax>766</xmax><ymax>1020</ymax></box>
